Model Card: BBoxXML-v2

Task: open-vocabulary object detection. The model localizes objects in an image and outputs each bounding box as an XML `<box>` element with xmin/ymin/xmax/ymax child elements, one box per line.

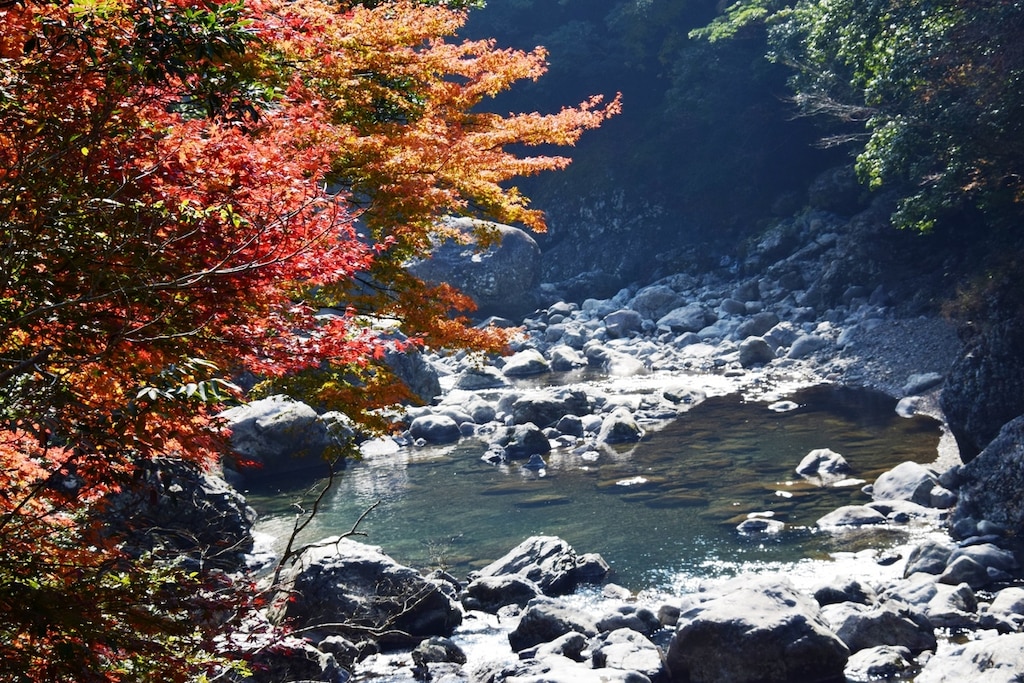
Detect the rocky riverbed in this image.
<box><xmin>190</xmin><ymin>206</ymin><xmax>1024</xmax><ymax>681</ymax></box>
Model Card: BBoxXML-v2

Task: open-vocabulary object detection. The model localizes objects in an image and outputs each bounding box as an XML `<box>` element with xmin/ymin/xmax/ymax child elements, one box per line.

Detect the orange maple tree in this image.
<box><xmin>0</xmin><ymin>0</ymin><xmax>618</xmax><ymax>678</ymax></box>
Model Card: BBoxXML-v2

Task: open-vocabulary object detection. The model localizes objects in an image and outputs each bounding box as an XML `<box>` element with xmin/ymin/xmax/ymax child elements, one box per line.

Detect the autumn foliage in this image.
<box><xmin>0</xmin><ymin>0</ymin><xmax>618</xmax><ymax>678</ymax></box>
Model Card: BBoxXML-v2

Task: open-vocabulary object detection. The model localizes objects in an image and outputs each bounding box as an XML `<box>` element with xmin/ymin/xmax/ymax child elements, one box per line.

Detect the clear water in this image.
<box><xmin>247</xmin><ymin>385</ymin><xmax>943</xmax><ymax>591</ymax></box>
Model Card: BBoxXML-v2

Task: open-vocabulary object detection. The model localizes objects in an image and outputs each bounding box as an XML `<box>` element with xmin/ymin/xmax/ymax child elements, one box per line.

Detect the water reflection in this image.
<box><xmin>247</xmin><ymin>385</ymin><xmax>943</xmax><ymax>590</ymax></box>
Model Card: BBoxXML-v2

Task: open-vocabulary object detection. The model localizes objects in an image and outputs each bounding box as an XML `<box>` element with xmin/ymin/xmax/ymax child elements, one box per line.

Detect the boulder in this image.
<box><xmin>844</xmin><ymin>645</ymin><xmax>914</xmax><ymax>683</ymax></box>
<box><xmin>549</xmin><ymin>344</ymin><xmax>587</xmax><ymax>371</ymax></box>
<box><xmin>735</xmin><ymin>311</ymin><xmax>780</xmax><ymax>339</ymax></box>
<box><xmin>471</xmin><ymin>536</ymin><xmax>609</xmax><ymax>596</ymax></box>
<box><xmin>953</xmin><ymin>415</ymin><xmax>1024</xmax><ymax>535</ymax></box>
<box><xmin>453</xmin><ymin>365</ymin><xmax>509</xmax><ymax>390</ymax></box>
<box><xmin>591</xmin><ymin>628</ymin><xmax>665</xmax><ymax>680</ymax></box>
<box><xmin>657</xmin><ymin>304</ymin><xmax>710</xmax><ymax>334</ymax></box>
<box><xmin>787</xmin><ymin>334</ymin><xmax>828</xmax><ymax>359</ymax></box>
<box><xmin>461</xmin><ymin>575</ymin><xmax>541</xmax><ymax>613</ymax></box>
<box><xmin>605</xmin><ymin>309</ymin><xmax>644</xmax><ymax>338</ymax></box>
<box><xmin>738</xmin><ymin>336</ymin><xmax>776</xmax><ymax>367</ymax></box>
<box><xmin>795</xmin><ymin>448</ymin><xmax>853</xmax><ymax>486</ymax></box>
<box><xmin>941</xmin><ymin>317</ymin><xmax>1024</xmax><ymax>461</ymax></box>
<box><xmin>475</xmin><ymin>654</ymin><xmax>653</xmax><ymax>683</ymax></box>
<box><xmin>490</xmin><ymin>423</ymin><xmax>551</xmax><ymax>459</ymax></box>
<box><xmin>596</xmin><ymin>407</ymin><xmax>645</xmax><ymax>444</ymax></box>
<box><xmin>903</xmin><ymin>539</ymin><xmax>955</xmax><ymax>576</ymax></box>
<box><xmin>511</xmin><ymin>389</ymin><xmax>590</xmax><ymax>428</ymax></box>
<box><xmin>382</xmin><ymin>343</ymin><xmax>441</xmax><ymax>404</ymax></box>
<box><xmin>105</xmin><ymin>457</ymin><xmax>256</xmax><ymax>572</ymax></box>
<box><xmin>411</xmin><ymin>636</ymin><xmax>466</xmax><ymax>666</ymax></box>
<box><xmin>503</xmin><ymin>349</ymin><xmax>551</xmax><ymax>377</ymax></box>
<box><xmin>813</xmin><ymin>578</ymin><xmax>878</xmax><ymax>607</ymax></box>
<box><xmin>871</xmin><ymin>461</ymin><xmax>937</xmax><ymax>506</ymax></box>
<box><xmin>407</xmin><ymin>218</ymin><xmax>541</xmax><ymax>318</ymax></box>
<box><xmin>508</xmin><ymin>599</ymin><xmax>599</xmax><ymax>651</ymax></box>
<box><xmin>630</xmin><ymin>284</ymin><xmax>685</xmax><ymax>321</ymax></box>
<box><xmin>409</xmin><ymin>414</ymin><xmax>462</xmax><ymax>444</ymax></box>
<box><xmin>819</xmin><ymin>602</ymin><xmax>936</xmax><ymax>655</ymax></box>
<box><xmin>665</xmin><ymin>580</ymin><xmax>849</xmax><ymax>683</ymax></box>
<box><xmin>266</xmin><ymin>537</ymin><xmax>462</xmax><ymax>647</ymax></box>
<box><xmin>915</xmin><ymin>632</ymin><xmax>1024</xmax><ymax>683</ymax></box>
<box><xmin>816</xmin><ymin>505</ymin><xmax>887</xmax><ymax>529</ymax></box>
<box><xmin>596</xmin><ymin>606</ymin><xmax>663</xmax><ymax>636</ymax></box>
<box><xmin>220</xmin><ymin>395</ymin><xmax>344</xmax><ymax>480</ymax></box>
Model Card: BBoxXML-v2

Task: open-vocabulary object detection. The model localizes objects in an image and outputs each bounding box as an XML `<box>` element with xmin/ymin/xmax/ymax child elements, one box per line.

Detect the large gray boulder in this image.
<box><xmin>953</xmin><ymin>415</ymin><xmax>1024</xmax><ymax>535</ymax></box>
<box><xmin>796</xmin><ymin>448</ymin><xmax>853</xmax><ymax>486</ymax></box>
<box><xmin>591</xmin><ymin>628</ymin><xmax>665</xmax><ymax>680</ymax></box>
<box><xmin>471</xmin><ymin>536</ymin><xmax>610</xmax><ymax>597</ymax></box>
<box><xmin>871</xmin><ymin>461</ymin><xmax>938</xmax><ymax>506</ymax></box>
<box><xmin>409</xmin><ymin>414</ymin><xmax>462</xmax><ymax>444</ymax></box>
<box><xmin>106</xmin><ymin>457</ymin><xmax>256</xmax><ymax>572</ymax></box>
<box><xmin>665</xmin><ymin>580</ymin><xmax>849</xmax><ymax>683</ymax></box>
<box><xmin>629</xmin><ymin>284</ymin><xmax>685</xmax><ymax>321</ymax></box>
<box><xmin>508</xmin><ymin>599</ymin><xmax>599</xmax><ymax>652</ymax></box>
<box><xmin>941</xmin><ymin>318</ymin><xmax>1024</xmax><ymax>461</ymax></box>
<box><xmin>511</xmin><ymin>389</ymin><xmax>590</xmax><ymax>428</ymax></box>
<box><xmin>596</xmin><ymin>407</ymin><xmax>645</xmax><ymax>444</ymax></box>
<box><xmin>266</xmin><ymin>537</ymin><xmax>462</xmax><ymax>647</ymax></box>
<box><xmin>489</xmin><ymin>423</ymin><xmax>551</xmax><ymax>459</ymax></box>
<box><xmin>657</xmin><ymin>303</ymin><xmax>711</xmax><ymax>334</ymax></box>
<box><xmin>819</xmin><ymin>602</ymin><xmax>935</xmax><ymax>655</ymax></box>
<box><xmin>407</xmin><ymin>217</ymin><xmax>541</xmax><ymax>318</ymax></box>
<box><xmin>915</xmin><ymin>632</ymin><xmax>1024</xmax><ymax>683</ymax></box>
<box><xmin>220</xmin><ymin>395</ymin><xmax>348</xmax><ymax>480</ymax></box>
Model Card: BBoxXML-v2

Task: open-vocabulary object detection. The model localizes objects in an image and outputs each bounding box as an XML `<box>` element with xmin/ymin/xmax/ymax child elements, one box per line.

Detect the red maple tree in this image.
<box><xmin>0</xmin><ymin>0</ymin><xmax>618</xmax><ymax>678</ymax></box>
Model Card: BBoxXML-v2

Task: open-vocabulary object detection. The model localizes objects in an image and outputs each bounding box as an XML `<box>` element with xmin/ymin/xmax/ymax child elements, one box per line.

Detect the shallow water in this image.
<box><xmin>247</xmin><ymin>385</ymin><xmax>942</xmax><ymax>591</ymax></box>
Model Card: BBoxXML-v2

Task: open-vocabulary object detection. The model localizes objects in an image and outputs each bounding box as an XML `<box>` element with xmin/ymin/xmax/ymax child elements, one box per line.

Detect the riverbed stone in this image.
<box><xmin>787</xmin><ymin>333</ymin><xmax>828</xmax><ymax>359</ymax></box>
<box><xmin>596</xmin><ymin>407</ymin><xmax>645</xmax><ymax>444</ymax></box>
<box><xmin>511</xmin><ymin>389</ymin><xmax>590</xmax><ymax>428</ymax></box>
<box><xmin>490</xmin><ymin>423</ymin><xmax>551</xmax><ymax>459</ymax></box>
<box><xmin>657</xmin><ymin>303</ymin><xmax>710</xmax><ymax>334</ymax></box>
<box><xmin>795</xmin><ymin>447</ymin><xmax>853</xmax><ymax>486</ymax></box>
<box><xmin>462</xmin><ymin>575</ymin><xmax>541</xmax><ymax>613</ymax></box>
<box><xmin>221</xmin><ymin>395</ymin><xmax>342</xmax><ymax>480</ymax></box>
<box><xmin>591</xmin><ymin>628</ymin><xmax>664</xmax><ymax>680</ymax></box>
<box><xmin>474</xmin><ymin>654</ymin><xmax>653</xmax><ymax>683</ymax></box>
<box><xmin>665</xmin><ymin>580</ymin><xmax>849</xmax><ymax>683</ymax></box>
<box><xmin>871</xmin><ymin>461</ymin><xmax>938</xmax><ymax>506</ymax></box>
<box><xmin>503</xmin><ymin>349</ymin><xmax>551</xmax><ymax>377</ymax></box>
<box><xmin>844</xmin><ymin>645</ymin><xmax>914</xmax><ymax>683</ymax></box>
<box><xmin>266</xmin><ymin>537</ymin><xmax>462</xmax><ymax>647</ymax></box>
<box><xmin>738</xmin><ymin>336</ymin><xmax>776</xmax><ymax>367</ymax></box>
<box><xmin>454</xmin><ymin>365</ymin><xmax>509</xmax><ymax>390</ymax></box>
<box><xmin>735</xmin><ymin>311</ymin><xmax>780</xmax><ymax>339</ymax></box>
<box><xmin>630</xmin><ymin>284</ymin><xmax>686</xmax><ymax>320</ymax></box>
<box><xmin>472</xmin><ymin>536</ymin><xmax>609</xmax><ymax>597</ymax></box>
<box><xmin>549</xmin><ymin>344</ymin><xmax>587</xmax><ymax>371</ymax></box>
<box><xmin>915</xmin><ymin>632</ymin><xmax>1024</xmax><ymax>683</ymax></box>
<box><xmin>903</xmin><ymin>538</ymin><xmax>955</xmax><ymax>576</ymax></box>
<box><xmin>508</xmin><ymin>599</ymin><xmax>599</xmax><ymax>651</ymax></box>
<box><xmin>816</xmin><ymin>505</ymin><xmax>887</xmax><ymax>529</ymax></box>
<box><xmin>819</xmin><ymin>601</ymin><xmax>936</xmax><ymax>655</ymax></box>
<box><xmin>813</xmin><ymin>578</ymin><xmax>878</xmax><ymax>607</ymax></box>
<box><xmin>409</xmin><ymin>414</ymin><xmax>462</xmax><ymax>444</ymax></box>
<box><xmin>605</xmin><ymin>309</ymin><xmax>644</xmax><ymax>338</ymax></box>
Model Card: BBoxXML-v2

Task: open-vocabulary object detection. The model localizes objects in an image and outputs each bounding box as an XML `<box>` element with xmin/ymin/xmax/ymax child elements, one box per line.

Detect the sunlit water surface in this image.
<box><xmin>247</xmin><ymin>385</ymin><xmax>944</xmax><ymax>592</ymax></box>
